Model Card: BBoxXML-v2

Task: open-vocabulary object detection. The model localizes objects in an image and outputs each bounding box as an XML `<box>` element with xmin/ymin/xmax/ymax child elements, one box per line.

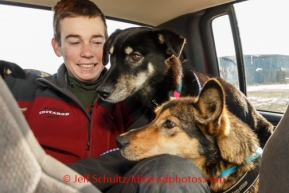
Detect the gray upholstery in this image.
<box><xmin>259</xmin><ymin>105</ymin><xmax>289</xmax><ymax>192</ymax></box>
<box><xmin>0</xmin><ymin>76</ymin><xmax>100</xmax><ymax>193</ymax></box>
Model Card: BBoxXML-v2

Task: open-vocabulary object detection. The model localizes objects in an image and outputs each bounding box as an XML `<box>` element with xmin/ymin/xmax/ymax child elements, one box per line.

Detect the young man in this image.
<box><xmin>1</xmin><ymin>0</ymin><xmax>210</xmax><ymax>192</ymax></box>
<box><xmin>2</xmin><ymin>0</ymin><xmax>143</xmax><ymax>164</ymax></box>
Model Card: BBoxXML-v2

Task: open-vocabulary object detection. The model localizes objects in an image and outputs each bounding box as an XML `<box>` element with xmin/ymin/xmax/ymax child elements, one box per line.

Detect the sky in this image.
<box><xmin>0</xmin><ymin>4</ymin><xmax>139</xmax><ymax>74</ymax></box>
<box><xmin>0</xmin><ymin>0</ymin><xmax>288</xmax><ymax>74</ymax></box>
<box><xmin>214</xmin><ymin>0</ymin><xmax>289</xmax><ymax>56</ymax></box>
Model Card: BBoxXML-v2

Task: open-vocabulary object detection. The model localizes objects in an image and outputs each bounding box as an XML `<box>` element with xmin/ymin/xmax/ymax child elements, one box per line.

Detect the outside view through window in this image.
<box><xmin>213</xmin><ymin>0</ymin><xmax>289</xmax><ymax>113</ymax></box>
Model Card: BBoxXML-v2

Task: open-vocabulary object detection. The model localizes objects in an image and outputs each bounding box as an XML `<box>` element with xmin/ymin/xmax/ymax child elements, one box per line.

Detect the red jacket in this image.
<box><xmin>5</xmin><ymin>64</ymin><xmax>145</xmax><ymax>163</ymax></box>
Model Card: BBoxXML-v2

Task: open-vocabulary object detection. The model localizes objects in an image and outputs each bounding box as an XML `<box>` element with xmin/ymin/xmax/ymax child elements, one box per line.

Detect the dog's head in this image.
<box><xmin>97</xmin><ymin>27</ymin><xmax>186</xmax><ymax>104</ymax></box>
<box><xmin>0</xmin><ymin>60</ymin><xmax>26</xmax><ymax>79</ymax></box>
<box><xmin>116</xmin><ymin>78</ymin><xmax>259</xmax><ymax>171</ymax></box>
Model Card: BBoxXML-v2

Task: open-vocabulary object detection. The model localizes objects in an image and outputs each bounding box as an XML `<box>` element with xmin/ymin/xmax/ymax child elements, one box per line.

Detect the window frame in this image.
<box><xmin>200</xmin><ymin>2</ymin><xmax>247</xmax><ymax>94</ymax></box>
<box><xmin>199</xmin><ymin>1</ymin><xmax>283</xmax><ymax>124</ymax></box>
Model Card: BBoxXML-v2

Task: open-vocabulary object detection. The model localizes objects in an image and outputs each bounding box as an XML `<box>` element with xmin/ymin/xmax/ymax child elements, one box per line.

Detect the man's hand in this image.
<box><xmin>0</xmin><ymin>60</ymin><xmax>26</xmax><ymax>79</ymax></box>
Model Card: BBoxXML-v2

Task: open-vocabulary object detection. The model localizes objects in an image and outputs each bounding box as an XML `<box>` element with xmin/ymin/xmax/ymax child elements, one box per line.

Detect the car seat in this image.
<box><xmin>259</xmin><ymin>104</ymin><xmax>289</xmax><ymax>192</ymax></box>
<box><xmin>0</xmin><ymin>76</ymin><xmax>101</xmax><ymax>193</ymax></box>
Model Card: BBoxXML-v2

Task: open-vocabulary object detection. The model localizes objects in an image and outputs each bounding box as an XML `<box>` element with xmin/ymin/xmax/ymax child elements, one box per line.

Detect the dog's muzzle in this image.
<box><xmin>96</xmin><ymin>84</ymin><xmax>114</xmax><ymax>99</ymax></box>
<box><xmin>116</xmin><ymin>135</ymin><xmax>130</xmax><ymax>149</ymax></box>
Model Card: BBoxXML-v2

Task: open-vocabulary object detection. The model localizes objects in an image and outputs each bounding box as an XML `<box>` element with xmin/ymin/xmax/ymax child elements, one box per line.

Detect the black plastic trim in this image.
<box><xmin>200</xmin><ymin>2</ymin><xmax>247</xmax><ymax>94</ymax></box>
<box><xmin>260</xmin><ymin>111</ymin><xmax>283</xmax><ymax>127</ymax></box>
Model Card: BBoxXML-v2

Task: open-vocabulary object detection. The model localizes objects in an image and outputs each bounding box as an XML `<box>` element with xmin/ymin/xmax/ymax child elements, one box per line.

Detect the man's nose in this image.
<box><xmin>80</xmin><ymin>44</ymin><xmax>93</xmax><ymax>58</ymax></box>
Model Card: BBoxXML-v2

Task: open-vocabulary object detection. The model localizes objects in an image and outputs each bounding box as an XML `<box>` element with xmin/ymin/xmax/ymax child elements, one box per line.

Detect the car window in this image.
<box><xmin>212</xmin><ymin>15</ymin><xmax>239</xmax><ymax>89</ymax></box>
<box><xmin>212</xmin><ymin>0</ymin><xmax>289</xmax><ymax>113</ymax></box>
<box><xmin>0</xmin><ymin>4</ymin><xmax>139</xmax><ymax>74</ymax></box>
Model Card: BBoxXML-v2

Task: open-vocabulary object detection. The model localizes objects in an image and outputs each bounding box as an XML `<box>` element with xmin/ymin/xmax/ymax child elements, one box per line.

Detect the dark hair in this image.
<box><xmin>53</xmin><ymin>0</ymin><xmax>108</xmax><ymax>44</ymax></box>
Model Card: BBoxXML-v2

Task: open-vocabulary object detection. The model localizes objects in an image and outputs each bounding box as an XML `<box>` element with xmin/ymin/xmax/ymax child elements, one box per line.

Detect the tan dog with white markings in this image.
<box><xmin>116</xmin><ymin>78</ymin><xmax>261</xmax><ymax>193</ymax></box>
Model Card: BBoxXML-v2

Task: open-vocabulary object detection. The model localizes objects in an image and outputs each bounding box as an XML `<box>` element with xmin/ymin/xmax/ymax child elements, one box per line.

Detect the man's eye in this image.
<box><xmin>130</xmin><ymin>53</ymin><xmax>142</xmax><ymax>62</ymax></box>
<box><xmin>70</xmin><ymin>42</ymin><xmax>80</xmax><ymax>45</ymax></box>
<box><xmin>163</xmin><ymin>120</ymin><xmax>176</xmax><ymax>129</ymax></box>
<box><xmin>93</xmin><ymin>41</ymin><xmax>103</xmax><ymax>47</ymax></box>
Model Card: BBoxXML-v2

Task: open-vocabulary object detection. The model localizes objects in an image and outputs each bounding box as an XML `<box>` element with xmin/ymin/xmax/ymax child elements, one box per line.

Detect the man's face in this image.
<box><xmin>52</xmin><ymin>16</ymin><xmax>105</xmax><ymax>83</ymax></box>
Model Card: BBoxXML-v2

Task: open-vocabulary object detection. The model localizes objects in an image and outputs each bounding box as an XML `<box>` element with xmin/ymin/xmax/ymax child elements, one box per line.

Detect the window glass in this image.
<box><xmin>212</xmin><ymin>15</ymin><xmax>239</xmax><ymax>88</ymax></box>
<box><xmin>234</xmin><ymin>0</ymin><xmax>289</xmax><ymax>113</ymax></box>
<box><xmin>0</xmin><ymin>4</ymin><xmax>139</xmax><ymax>74</ymax></box>
<box><xmin>213</xmin><ymin>0</ymin><xmax>289</xmax><ymax>113</ymax></box>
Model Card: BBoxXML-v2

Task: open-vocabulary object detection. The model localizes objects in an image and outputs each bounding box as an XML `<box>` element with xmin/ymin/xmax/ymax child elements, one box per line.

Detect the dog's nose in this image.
<box><xmin>116</xmin><ymin>136</ymin><xmax>130</xmax><ymax>149</ymax></box>
<box><xmin>96</xmin><ymin>85</ymin><xmax>114</xmax><ymax>99</ymax></box>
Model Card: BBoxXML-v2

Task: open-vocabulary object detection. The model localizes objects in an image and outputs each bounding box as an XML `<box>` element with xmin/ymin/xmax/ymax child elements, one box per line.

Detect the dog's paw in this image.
<box><xmin>0</xmin><ymin>60</ymin><xmax>26</xmax><ymax>79</ymax></box>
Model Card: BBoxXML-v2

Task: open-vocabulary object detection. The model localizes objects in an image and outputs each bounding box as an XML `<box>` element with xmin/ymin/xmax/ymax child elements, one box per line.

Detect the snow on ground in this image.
<box><xmin>247</xmin><ymin>84</ymin><xmax>289</xmax><ymax>91</ymax></box>
<box><xmin>246</xmin><ymin>84</ymin><xmax>289</xmax><ymax>113</ymax></box>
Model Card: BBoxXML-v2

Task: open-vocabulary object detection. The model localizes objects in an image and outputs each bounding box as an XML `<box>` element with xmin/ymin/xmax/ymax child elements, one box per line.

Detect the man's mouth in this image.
<box><xmin>78</xmin><ymin>63</ymin><xmax>96</xmax><ymax>68</ymax></box>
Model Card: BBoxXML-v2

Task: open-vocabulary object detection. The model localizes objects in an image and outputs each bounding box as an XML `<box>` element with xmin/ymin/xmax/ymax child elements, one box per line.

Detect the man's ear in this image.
<box><xmin>51</xmin><ymin>38</ymin><xmax>62</xmax><ymax>57</ymax></box>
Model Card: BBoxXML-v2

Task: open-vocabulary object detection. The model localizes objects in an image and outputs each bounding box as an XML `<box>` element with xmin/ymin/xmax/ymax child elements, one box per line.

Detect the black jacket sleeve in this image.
<box><xmin>66</xmin><ymin>150</ymin><xmax>138</xmax><ymax>192</ymax></box>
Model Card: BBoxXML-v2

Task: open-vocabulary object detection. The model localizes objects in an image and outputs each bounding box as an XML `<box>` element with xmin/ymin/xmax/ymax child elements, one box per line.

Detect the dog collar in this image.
<box><xmin>193</xmin><ymin>71</ymin><xmax>201</xmax><ymax>94</ymax></box>
<box><xmin>221</xmin><ymin>157</ymin><xmax>261</xmax><ymax>193</ymax></box>
<box><xmin>173</xmin><ymin>80</ymin><xmax>182</xmax><ymax>98</ymax></box>
<box><xmin>173</xmin><ymin>72</ymin><xmax>201</xmax><ymax>98</ymax></box>
<box><xmin>219</xmin><ymin>147</ymin><xmax>262</xmax><ymax>178</ymax></box>
<box><xmin>100</xmin><ymin>148</ymin><xmax>119</xmax><ymax>156</ymax></box>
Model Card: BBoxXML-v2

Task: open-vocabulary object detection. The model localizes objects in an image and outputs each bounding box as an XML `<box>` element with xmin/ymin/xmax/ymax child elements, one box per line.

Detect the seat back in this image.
<box><xmin>0</xmin><ymin>76</ymin><xmax>101</xmax><ymax>193</ymax></box>
<box><xmin>259</xmin><ymin>105</ymin><xmax>289</xmax><ymax>192</ymax></box>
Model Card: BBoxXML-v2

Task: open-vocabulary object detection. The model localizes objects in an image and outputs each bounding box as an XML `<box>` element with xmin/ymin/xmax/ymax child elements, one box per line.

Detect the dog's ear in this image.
<box><xmin>102</xmin><ymin>44</ymin><xmax>109</xmax><ymax>66</ymax></box>
<box><xmin>193</xmin><ymin>78</ymin><xmax>225</xmax><ymax>135</ymax></box>
<box><xmin>0</xmin><ymin>60</ymin><xmax>26</xmax><ymax>79</ymax></box>
<box><xmin>158</xmin><ymin>29</ymin><xmax>186</xmax><ymax>57</ymax></box>
<box><xmin>103</xmin><ymin>29</ymin><xmax>123</xmax><ymax>66</ymax></box>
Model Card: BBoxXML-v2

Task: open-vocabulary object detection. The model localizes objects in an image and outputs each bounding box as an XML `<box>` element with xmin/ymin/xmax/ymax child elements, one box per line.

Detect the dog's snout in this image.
<box><xmin>97</xmin><ymin>90</ymin><xmax>111</xmax><ymax>99</ymax></box>
<box><xmin>96</xmin><ymin>85</ymin><xmax>114</xmax><ymax>99</ymax></box>
<box><xmin>116</xmin><ymin>135</ymin><xmax>130</xmax><ymax>149</ymax></box>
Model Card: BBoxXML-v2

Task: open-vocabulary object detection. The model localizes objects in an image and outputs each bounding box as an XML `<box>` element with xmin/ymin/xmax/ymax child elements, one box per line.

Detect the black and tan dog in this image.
<box><xmin>0</xmin><ymin>60</ymin><xmax>26</xmax><ymax>79</ymax></box>
<box><xmin>0</xmin><ymin>60</ymin><xmax>50</xmax><ymax>78</ymax></box>
<box><xmin>116</xmin><ymin>79</ymin><xmax>261</xmax><ymax>193</ymax></box>
<box><xmin>96</xmin><ymin>27</ymin><xmax>273</xmax><ymax>147</ymax></box>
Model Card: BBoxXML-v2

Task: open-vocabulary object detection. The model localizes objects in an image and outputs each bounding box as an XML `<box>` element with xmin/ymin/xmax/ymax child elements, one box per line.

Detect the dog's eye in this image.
<box><xmin>163</xmin><ymin>120</ymin><xmax>176</xmax><ymax>129</ymax></box>
<box><xmin>131</xmin><ymin>53</ymin><xmax>142</xmax><ymax>62</ymax></box>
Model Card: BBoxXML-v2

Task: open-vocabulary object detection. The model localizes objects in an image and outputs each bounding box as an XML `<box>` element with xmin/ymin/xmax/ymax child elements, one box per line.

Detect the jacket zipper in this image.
<box><xmin>37</xmin><ymin>75</ymin><xmax>94</xmax><ymax>156</ymax></box>
<box><xmin>86</xmin><ymin>105</ymin><xmax>94</xmax><ymax>152</ymax></box>
<box><xmin>86</xmin><ymin>141</ymin><xmax>91</xmax><ymax>151</ymax></box>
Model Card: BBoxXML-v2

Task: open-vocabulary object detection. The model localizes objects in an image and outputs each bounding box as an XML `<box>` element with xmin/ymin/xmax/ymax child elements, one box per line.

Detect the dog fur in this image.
<box><xmin>116</xmin><ymin>78</ymin><xmax>260</xmax><ymax>193</ymax></box>
<box><xmin>0</xmin><ymin>60</ymin><xmax>51</xmax><ymax>79</ymax></box>
<box><xmin>96</xmin><ymin>27</ymin><xmax>273</xmax><ymax>147</ymax></box>
<box><xmin>0</xmin><ymin>60</ymin><xmax>26</xmax><ymax>79</ymax></box>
